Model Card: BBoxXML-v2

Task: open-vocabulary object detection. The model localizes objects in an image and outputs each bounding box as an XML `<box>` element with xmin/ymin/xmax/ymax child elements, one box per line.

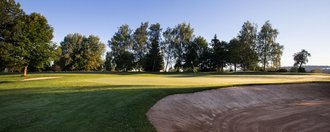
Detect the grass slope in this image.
<box><xmin>0</xmin><ymin>72</ymin><xmax>329</xmax><ymax>132</ymax></box>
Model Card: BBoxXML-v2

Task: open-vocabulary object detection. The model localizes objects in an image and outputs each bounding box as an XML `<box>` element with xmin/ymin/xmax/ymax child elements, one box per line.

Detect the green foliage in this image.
<box><xmin>277</xmin><ymin>68</ymin><xmax>288</xmax><ymax>72</ymax></box>
<box><xmin>133</xmin><ymin>22</ymin><xmax>149</xmax><ymax>71</ymax></box>
<box><xmin>290</xmin><ymin>67</ymin><xmax>298</xmax><ymax>72</ymax></box>
<box><xmin>184</xmin><ymin>36</ymin><xmax>208</xmax><ymax>72</ymax></box>
<box><xmin>115</xmin><ymin>50</ymin><xmax>135</xmax><ymax>72</ymax></box>
<box><xmin>0</xmin><ymin>0</ymin><xmax>23</xmax><ymax>71</ymax></box>
<box><xmin>172</xmin><ymin>23</ymin><xmax>194</xmax><ymax>71</ymax></box>
<box><xmin>293</xmin><ymin>49</ymin><xmax>311</xmax><ymax>69</ymax></box>
<box><xmin>211</xmin><ymin>35</ymin><xmax>228</xmax><ymax>72</ymax></box>
<box><xmin>298</xmin><ymin>67</ymin><xmax>306</xmax><ymax>72</ymax></box>
<box><xmin>257</xmin><ymin>21</ymin><xmax>283</xmax><ymax>71</ymax></box>
<box><xmin>199</xmin><ymin>47</ymin><xmax>214</xmax><ymax>72</ymax></box>
<box><xmin>59</xmin><ymin>33</ymin><xmax>105</xmax><ymax>71</ymax></box>
<box><xmin>1</xmin><ymin>3</ymin><xmax>285</xmax><ymax>74</ymax></box>
<box><xmin>108</xmin><ymin>24</ymin><xmax>135</xmax><ymax>72</ymax></box>
<box><xmin>161</xmin><ymin>28</ymin><xmax>176</xmax><ymax>72</ymax></box>
<box><xmin>228</xmin><ymin>38</ymin><xmax>241</xmax><ymax>71</ymax></box>
<box><xmin>104</xmin><ymin>52</ymin><xmax>113</xmax><ymax>71</ymax></box>
<box><xmin>237</xmin><ymin>21</ymin><xmax>259</xmax><ymax>71</ymax></box>
<box><xmin>143</xmin><ymin>23</ymin><xmax>164</xmax><ymax>71</ymax></box>
<box><xmin>270</xmin><ymin>43</ymin><xmax>284</xmax><ymax>70</ymax></box>
<box><xmin>0</xmin><ymin>1</ymin><xmax>54</xmax><ymax>73</ymax></box>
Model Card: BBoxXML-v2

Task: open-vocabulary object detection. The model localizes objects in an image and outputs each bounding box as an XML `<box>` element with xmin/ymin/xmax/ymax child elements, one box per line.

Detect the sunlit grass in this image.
<box><xmin>0</xmin><ymin>72</ymin><xmax>329</xmax><ymax>131</ymax></box>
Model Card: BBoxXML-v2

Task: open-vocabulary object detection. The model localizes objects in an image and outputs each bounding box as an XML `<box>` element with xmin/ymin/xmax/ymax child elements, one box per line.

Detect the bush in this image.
<box><xmin>51</xmin><ymin>64</ymin><xmax>61</xmax><ymax>72</ymax></box>
<box><xmin>277</xmin><ymin>68</ymin><xmax>288</xmax><ymax>72</ymax></box>
<box><xmin>298</xmin><ymin>67</ymin><xmax>306</xmax><ymax>72</ymax></box>
<box><xmin>290</xmin><ymin>67</ymin><xmax>298</xmax><ymax>72</ymax></box>
<box><xmin>311</xmin><ymin>68</ymin><xmax>323</xmax><ymax>73</ymax></box>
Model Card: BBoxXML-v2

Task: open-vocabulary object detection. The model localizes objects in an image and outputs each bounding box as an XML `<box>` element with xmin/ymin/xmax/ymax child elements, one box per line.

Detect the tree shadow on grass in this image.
<box><xmin>0</xmin><ymin>81</ymin><xmax>14</xmax><ymax>84</ymax></box>
<box><xmin>0</xmin><ymin>85</ymin><xmax>214</xmax><ymax>132</ymax></box>
<box><xmin>0</xmin><ymin>84</ymin><xmax>168</xmax><ymax>95</ymax></box>
<box><xmin>1</xmin><ymin>82</ymin><xmax>330</xmax><ymax>132</ymax></box>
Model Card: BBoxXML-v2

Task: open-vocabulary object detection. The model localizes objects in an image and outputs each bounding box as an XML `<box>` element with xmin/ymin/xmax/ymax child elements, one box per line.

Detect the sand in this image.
<box><xmin>147</xmin><ymin>83</ymin><xmax>330</xmax><ymax>132</ymax></box>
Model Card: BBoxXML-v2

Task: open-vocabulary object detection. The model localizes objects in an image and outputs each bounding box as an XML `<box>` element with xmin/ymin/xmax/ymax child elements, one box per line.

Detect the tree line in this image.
<box><xmin>1</xmin><ymin>0</ymin><xmax>290</xmax><ymax>75</ymax></box>
<box><xmin>103</xmin><ymin>20</ymin><xmax>284</xmax><ymax>72</ymax></box>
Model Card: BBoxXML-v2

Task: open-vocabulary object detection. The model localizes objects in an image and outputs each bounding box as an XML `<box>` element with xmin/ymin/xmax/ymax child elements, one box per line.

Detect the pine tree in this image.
<box><xmin>143</xmin><ymin>23</ymin><xmax>163</xmax><ymax>71</ymax></box>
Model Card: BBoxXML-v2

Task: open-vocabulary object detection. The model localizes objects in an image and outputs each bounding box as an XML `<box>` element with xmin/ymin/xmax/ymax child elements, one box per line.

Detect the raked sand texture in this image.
<box><xmin>147</xmin><ymin>83</ymin><xmax>330</xmax><ymax>132</ymax></box>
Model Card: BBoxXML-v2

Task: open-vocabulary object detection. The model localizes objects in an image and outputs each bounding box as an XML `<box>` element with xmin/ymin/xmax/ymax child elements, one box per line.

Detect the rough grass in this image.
<box><xmin>0</xmin><ymin>72</ymin><xmax>329</xmax><ymax>132</ymax></box>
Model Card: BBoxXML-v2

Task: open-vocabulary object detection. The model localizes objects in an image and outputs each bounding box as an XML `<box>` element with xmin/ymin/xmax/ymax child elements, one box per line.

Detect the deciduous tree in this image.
<box><xmin>184</xmin><ymin>36</ymin><xmax>208</xmax><ymax>72</ymax></box>
<box><xmin>108</xmin><ymin>24</ymin><xmax>134</xmax><ymax>72</ymax></box>
<box><xmin>172</xmin><ymin>23</ymin><xmax>194</xmax><ymax>71</ymax></box>
<box><xmin>237</xmin><ymin>21</ymin><xmax>258</xmax><ymax>71</ymax></box>
<box><xmin>293</xmin><ymin>49</ymin><xmax>311</xmax><ymax>69</ymax></box>
<box><xmin>59</xmin><ymin>33</ymin><xmax>105</xmax><ymax>71</ymax></box>
<box><xmin>133</xmin><ymin>22</ymin><xmax>149</xmax><ymax>72</ymax></box>
<box><xmin>228</xmin><ymin>38</ymin><xmax>241</xmax><ymax>72</ymax></box>
<box><xmin>161</xmin><ymin>27</ymin><xmax>176</xmax><ymax>72</ymax></box>
<box><xmin>257</xmin><ymin>21</ymin><xmax>283</xmax><ymax>71</ymax></box>
<box><xmin>0</xmin><ymin>1</ymin><xmax>54</xmax><ymax>76</ymax></box>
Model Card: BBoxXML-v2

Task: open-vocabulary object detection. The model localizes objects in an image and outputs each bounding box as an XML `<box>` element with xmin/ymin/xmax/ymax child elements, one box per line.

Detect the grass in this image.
<box><xmin>0</xmin><ymin>72</ymin><xmax>329</xmax><ymax>132</ymax></box>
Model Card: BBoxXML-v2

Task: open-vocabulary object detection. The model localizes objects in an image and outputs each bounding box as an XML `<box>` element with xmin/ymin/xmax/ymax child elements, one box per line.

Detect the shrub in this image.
<box><xmin>298</xmin><ymin>67</ymin><xmax>306</xmax><ymax>72</ymax></box>
<box><xmin>290</xmin><ymin>67</ymin><xmax>298</xmax><ymax>72</ymax></box>
<box><xmin>277</xmin><ymin>68</ymin><xmax>288</xmax><ymax>72</ymax></box>
<box><xmin>52</xmin><ymin>64</ymin><xmax>61</xmax><ymax>72</ymax></box>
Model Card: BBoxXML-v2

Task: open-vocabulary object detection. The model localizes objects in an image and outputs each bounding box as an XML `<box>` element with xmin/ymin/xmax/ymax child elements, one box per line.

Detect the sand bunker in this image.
<box><xmin>23</xmin><ymin>77</ymin><xmax>61</xmax><ymax>81</ymax></box>
<box><xmin>147</xmin><ymin>83</ymin><xmax>330</xmax><ymax>132</ymax></box>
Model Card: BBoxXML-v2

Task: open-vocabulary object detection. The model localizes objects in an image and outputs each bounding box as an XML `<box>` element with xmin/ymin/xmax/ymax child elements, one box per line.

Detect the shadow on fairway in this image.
<box><xmin>0</xmin><ymin>85</ymin><xmax>212</xmax><ymax>132</ymax></box>
<box><xmin>1</xmin><ymin>82</ymin><xmax>330</xmax><ymax>132</ymax></box>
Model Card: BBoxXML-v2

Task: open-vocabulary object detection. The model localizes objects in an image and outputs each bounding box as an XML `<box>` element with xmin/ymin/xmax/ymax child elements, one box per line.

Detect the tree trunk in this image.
<box><xmin>164</xmin><ymin>60</ymin><xmax>169</xmax><ymax>72</ymax></box>
<box><xmin>234</xmin><ymin>63</ymin><xmax>237</xmax><ymax>72</ymax></box>
<box><xmin>23</xmin><ymin>66</ymin><xmax>27</xmax><ymax>77</ymax></box>
<box><xmin>152</xmin><ymin>60</ymin><xmax>155</xmax><ymax>72</ymax></box>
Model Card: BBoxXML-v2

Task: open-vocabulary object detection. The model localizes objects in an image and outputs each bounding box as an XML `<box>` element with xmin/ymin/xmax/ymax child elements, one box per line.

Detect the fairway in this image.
<box><xmin>0</xmin><ymin>73</ymin><xmax>329</xmax><ymax>132</ymax></box>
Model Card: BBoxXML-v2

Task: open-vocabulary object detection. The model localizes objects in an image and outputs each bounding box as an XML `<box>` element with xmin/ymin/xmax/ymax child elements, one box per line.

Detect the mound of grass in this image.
<box><xmin>0</xmin><ymin>72</ymin><xmax>329</xmax><ymax>132</ymax></box>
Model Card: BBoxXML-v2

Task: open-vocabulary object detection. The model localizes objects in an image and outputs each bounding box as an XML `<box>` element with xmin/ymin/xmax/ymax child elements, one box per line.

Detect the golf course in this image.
<box><xmin>0</xmin><ymin>72</ymin><xmax>329</xmax><ymax>132</ymax></box>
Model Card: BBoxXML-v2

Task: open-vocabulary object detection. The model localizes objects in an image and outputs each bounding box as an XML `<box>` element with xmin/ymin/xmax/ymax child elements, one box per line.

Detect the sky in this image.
<box><xmin>16</xmin><ymin>0</ymin><xmax>330</xmax><ymax>66</ymax></box>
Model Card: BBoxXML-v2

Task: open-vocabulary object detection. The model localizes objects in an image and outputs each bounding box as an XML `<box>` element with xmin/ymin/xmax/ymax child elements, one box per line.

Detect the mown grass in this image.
<box><xmin>0</xmin><ymin>72</ymin><xmax>329</xmax><ymax>132</ymax></box>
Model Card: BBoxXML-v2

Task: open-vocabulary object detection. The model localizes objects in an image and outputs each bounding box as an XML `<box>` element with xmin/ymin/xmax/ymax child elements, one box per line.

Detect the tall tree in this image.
<box><xmin>59</xmin><ymin>33</ymin><xmax>105</xmax><ymax>71</ymax></box>
<box><xmin>228</xmin><ymin>38</ymin><xmax>241</xmax><ymax>72</ymax></box>
<box><xmin>104</xmin><ymin>52</ymin><xmax>113</xmax><ymax>71</ymax></box>
<box><xmin>108</xmin><ymin>24</ymin><xmax>134</xmax><ymax>72</ymax></box>
<box><xmin>161</xmin><ymin>27</ymin><xmax>176</xmax><ymax>72</ymax></box>
<box><xmin>293</xmin><ymin>49</ymin><xmax>311</xmax><ymax>69</ymax></box>
<box><xmin>82</xmin><ymin>35</ymin><xmax>105</xmax><ymax>71</ymax></box>
<box><xmin>173</xmin><ymin>22</ymin><xmax>194</xmax><ymax>71</ymax></box>
<box><xmin>0</xmin><ymin>0</ymin><xmax>54</xmax><ymax>76</ymax></box>
<box><xmin>133</xmin><ymin>22</ymin><xmax>148</xmax><ymax>72</ymax></box>
<box><xmin>211</xmin><ymin>35</ymin><xmax>228</xmax><ymax>72</ymax></box>
<box><xmin>271</xmin><ymin>43</ymin><xmax>284</xmax><ymax>70</ymax></box>
<box><xmin>143</xmin><ymin>23</ymin><xmax>163</xmax><ymax>71</ymax></box>
<box><xmin>237</xmin><ymin>21</ymin><xmax>258</xmax><ymax>71</ymax></box>
<box><xmin>199</xmin><ymin>46</ymin><xmax>213</xmax><ymax>72</ymax></box>
<box><xmin>184</xmin><ymin>36</ymin><xmax>208</xmax><ymax>72</ymax></box>
<box><xmin>60</xmin><ymin>33</ymin><xmax>84</xmax><ymax>71</ymax></box>
<box><xmin>0</xmin><ymin>0</ymin><xmax>23</xmax><ymax>71</ymax></box>
<box><xmin>257</xmin><ymin>21</ymin><xmax>283</xmax><ymax>71</ymax></box>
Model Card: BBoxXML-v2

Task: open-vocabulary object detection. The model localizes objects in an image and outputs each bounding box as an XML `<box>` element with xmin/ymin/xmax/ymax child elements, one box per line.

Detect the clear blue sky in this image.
<box><xmin>17</xmin><ymin>0</ymin><xmax>330</xmax><ymax>66</ymax></box>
